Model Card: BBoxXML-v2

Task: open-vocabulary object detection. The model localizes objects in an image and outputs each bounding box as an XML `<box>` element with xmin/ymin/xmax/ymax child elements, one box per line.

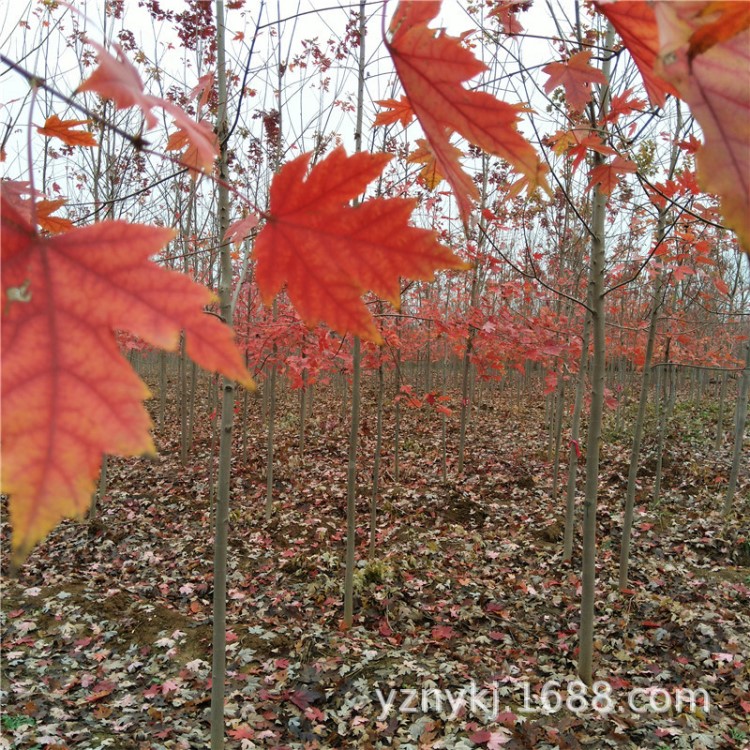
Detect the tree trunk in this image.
<box><xmin>180</xmin><ymin>335</ymin><xmax>189</xmax><ymax>465</ymax></box>
<box><xmin>370</xmin><ymin>360</ymin><xmax>384</xmax><ymax>559</ymax></box>
<box><xmin>343</xmin><ymin>0</ymin><xmax>367</xmax><ymax>627</ymax></box>
<box><xmin>264</xmin><ymin>341</ymin><xmax>277</xmax><ymax>520</ymax></box>
<box><xmin>723</xmin><ymin>338</ymin><xmax>750</xmax><ymax>516</ymax></box>
<box><xmin>158</xmin><ymin>351</ymin><xmax>167</xmax><ymax>431</ymax></box>
<box><xmin>563</xmin><ymin>314</ymin><xmax>590</xmax><ymax>563</ymax></box>
<box><xmin>618</xmin><ymin>270</ymin><xmax>664</xmax><ymax>589</ymax></box>
<box><xmin>578</xmin><ymin>22</ymin><xmax>614</xmax><ymax>686</ymax></box>
<box><xmin>210</xmin><ymin>3</ymin><xmax>235</xmax><ymax>745</ymax></box>
<box><xmin>715</xmin><ymin>372</ymin><xmax>728</xmax><ymax>451</ymax></box>
<box><xmin>344</xmin><ymin>337</ymin><xmax>362</xmax><ymax>627</ymax></box>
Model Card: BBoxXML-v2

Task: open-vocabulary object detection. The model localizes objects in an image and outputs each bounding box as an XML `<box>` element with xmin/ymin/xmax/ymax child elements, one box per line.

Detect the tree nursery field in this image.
<box><xmin>1</xmin><ymin>1</ymin><xmax>749</xmax><ymax>749</ymax></box>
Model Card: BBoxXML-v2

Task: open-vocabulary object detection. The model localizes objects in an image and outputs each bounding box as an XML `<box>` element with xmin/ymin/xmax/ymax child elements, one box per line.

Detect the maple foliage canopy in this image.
<box><xmin>382</xmin><ymin>0</ymin><xmax>549</xmax><ymax>221</ymax></box>
<box><xmin>596</xmin><ymin>0</ymin><xmax>750</xmax><ymax>256</ymax></box>
<box><xmin>1</xmin><ymin>194</ymin><xmax>253</xmax><ymax>564</ymax></box>
<box><xmin>254</xmin><ymin>146</ymin><xmax>468</xmax><ymax>343</ymax></box>
<box><xmin>594</xmin><ymin>0</ymin><xmax>677</xmax><ymax>107</ymax></box>
<box><xmin>654</xmin><ymin>1</ymin><xmax>750</xmax><ymax>257</ymax></box>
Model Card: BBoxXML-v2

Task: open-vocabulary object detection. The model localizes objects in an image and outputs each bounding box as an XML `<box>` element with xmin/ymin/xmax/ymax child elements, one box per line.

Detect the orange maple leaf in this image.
<box><xmin>542</xmin><ymin>50</ymin><xmax>607</xmax><ymax>113</ymax></box>
<box><xmin>253</xmin><ymin>147</ymin><xmax>468</xmax><ymax>343</ymax></box>
<box><xmin>1</xmin><ymin>194</ymin><xmax>252</xmax><ymax>565</ymax></box>
<box><xmin>384</xmin><ymin>0</ymin><xmax>549</xmax><ymax>222</ymax></box>
<box><xmin>407</xmin><ymin>137</ymin><xmax>460</xmax><ymax>190</ymax></box>
<box><xmin>165</xmin><ymin>116</ymin><xmax>218</xmax><ymax>173</ymax></box>
<box><xmin>588</xmin><ymin>155</ymin><xmax>638</xmax><ymax>195</ymax></box>
<box><xmin>37</xmin><ymin>115</ymin><xmax>97</xmax><ymax>147</ymax></box>
<box><xmin>689</xmin><ymin>1</ymin><xmax>750</xmax><ymax>60</ymax></box>
<box><xmin>374</xmin><ymin>96</ymin><xmax>415</xmax><ymax>127</ymax></box>
<box><xmin>36</xmin><ymin>199</ymin><xmax>75</xmax><ymax>234</ymax></box>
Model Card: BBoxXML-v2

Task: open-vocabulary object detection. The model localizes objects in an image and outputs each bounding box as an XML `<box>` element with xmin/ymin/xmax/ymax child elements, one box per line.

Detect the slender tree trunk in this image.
<box><xmin>578</xmin><ymin>23</ymin><xmax>614</xmax><ymax>686</ymax></box>
<box><xmin>458</xmin><ymin>267</ymin><xmax>479</xmax><ymax>474</ymax></box>
<box><xmin>299</xmin><ymin>369</ymin><xmax>307</xmax><ymax>457</ymax></box>
<box><xmin>89</xmin><ymin>455</ymin><xmax>107</xmax><ymax>521</ymax></box>
<box><xmin>208</xmin><ymin>378</ymin><xmax>220</xmax><ymax>509</ymax></box>
<box><xmin>394</xmin><ymin>347</ymin><xmax>402</xmax><ymax>482</ymax></box>
<box><xmin>618</xmin><ymin>270</ymin><xmax>664</xmax><ymax>589</ymax></box>
<box><xmin>715</xmin><ymin>372</ymin><xmax>728</xmax><ymax>450</ymax></box>
<box><xmin>180</xmin><ymin>334</ymin><xmax>189</xmax><ymax>465</ymax></box>
<box><xmin>158</xmin><ymin>351</ymin><xmax>167</xmax><ymax>431</ymax></box>
<box><xmin>344</xmin><ymin>337</ymin><xmax>362</xmax><ymax>627</ymax></box>
<box><xmin>653</xmin><ymin>357</ymin><xmax>672</xmax><ymax>506</ymax></box>
<box><xmin>241</xmin><ymin>387</ymin><xmax>249</xmax><ymax>464</ymax></box>
<box><xmin>723</xmin><ymin>338</ymin><xmax>750</xmax><ymax>516</ymax></box>
<box><xmin>370</xmin><ymin>360</ymin><xmax>384</xmax><ymax>559</ymax></box>
<box><xmin>264</xmin><ymin>340</ymin><xmax>277</xmax><ymax>520</ymax></box>
<box><xmin>343</xmin><ymin>0</ymin><xmax>367</xmax><ymax>627</ymax></box>
<box><xmin>188</xmin><ymin>360</ymin><xmax>197</xmax><ymax>451</ymax></box>
<box><xmin>210</xmin><ymin>3</ymin><xmax>235</xmax><ymax>746</ymax></box>
<box><xmin>551</xmin><ymin>376</ymin><xmax>566</xmax><ymax>500</ymax></box>
<box><xmin>563</xmin><ymin>314</ymin><xmax>590</xmax><ymax>562</ymax></box>
<box><xmin>441</xmin><ymin>346</ymin><xmax>448</xmax><ymax>482</ymax></box>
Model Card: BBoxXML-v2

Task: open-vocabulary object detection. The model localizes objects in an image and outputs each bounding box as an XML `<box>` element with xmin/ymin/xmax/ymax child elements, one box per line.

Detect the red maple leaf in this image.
<box><xmin>253</xmin><ymin>146</ymin><xmax>468</xmax><ymax>343</ymax></box>
<box><xmin>1</xmin><ymin>194</ymin><xmax>252</xmax><ymax>564</ymax></box>
<box><xmin>77</xmin><ymin>41</ymin><xmax>218</xmax><ymax>171</ymax></box>
<box><xmin>190</xmin><ymin>71</ymin><xmax>215</xmax><ymax>113</ymax></box>
<box><xmin>543</xmin><ymin>50</ymin><xmax>607</xmax><ymax>113</ymax></box>
<box><xmin>546</xmin><ymin>128</ymin><xmax>616</xmax><ymax>173</ymax></box>
<box><xmin>224</xmin><ymin>214</ymin><xmax>259</xmax><ymax>247</ymax></box>
<box><xmin>77</xmin><ymin>42</ymin><xmax>160</xmax><ymax>129</ymax></box>
<box><xmin>588</xmin><ymin>155</ymin><xmax>637</xmax><ymax>195</ymax></box>
<box><xmin>384</xmin><ymin>0</ymin><xmax>548</xmax><ymax>221</ymax></box>
<box><xmin>489</xmin><ymin>1</ymin><xmax>526</xmax><ymax>35</ymax></box>
<box><xmin>603</xmin><ymin>88</ymin><xmax>648</xmax><ymax>125</ymax></box>
<box><xmin>653</xmin><ymin>1</ymin><xmax>750</xmax><ymax>256</ymax></box>
<box><xmin>37</xmin><ymin>115</ymin><xmax>97</xmax><ymax>147</ymax></box>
